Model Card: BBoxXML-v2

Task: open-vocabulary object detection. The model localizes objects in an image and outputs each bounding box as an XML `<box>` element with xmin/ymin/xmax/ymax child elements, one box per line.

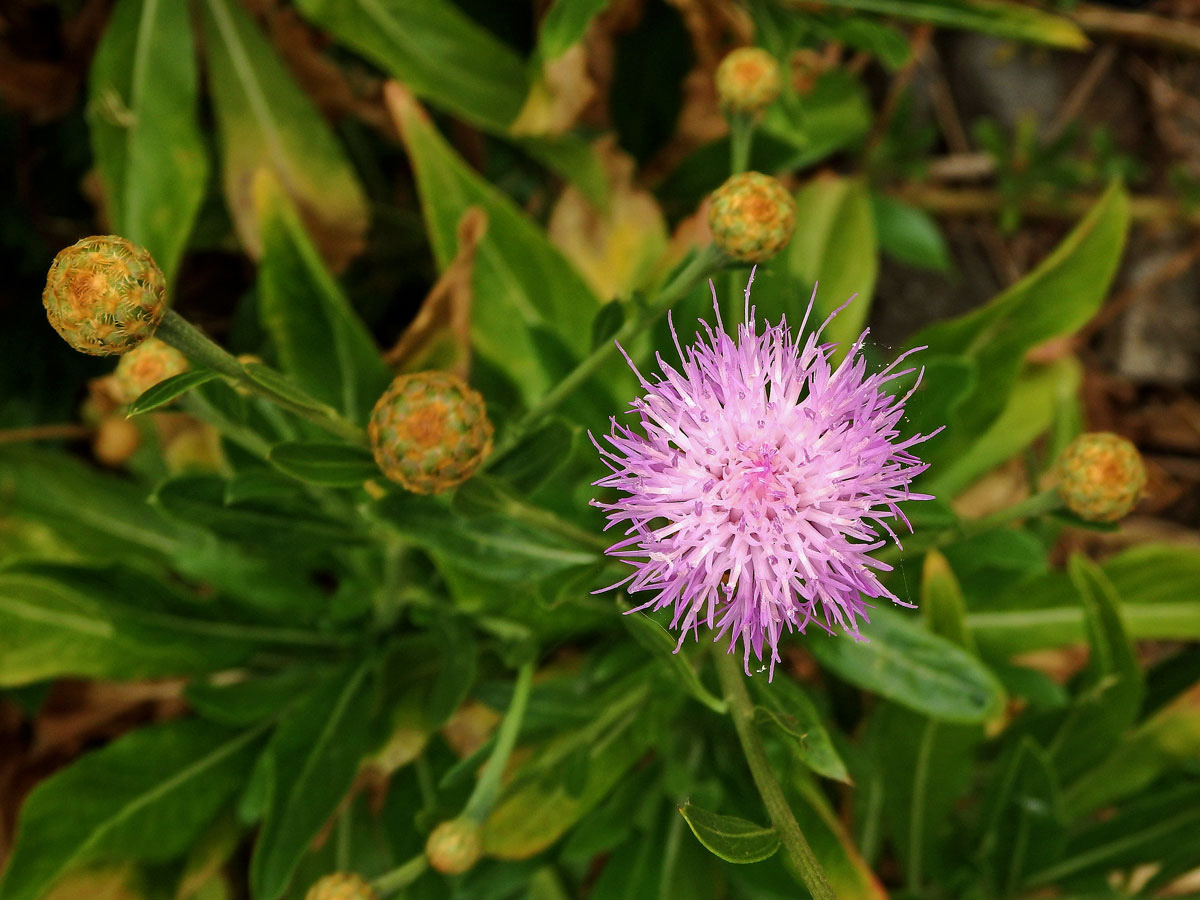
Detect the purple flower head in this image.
<box><xmin>591</xmin><ymin>274</ymin><xmax>938</xmax><ymax>678</ymax></box>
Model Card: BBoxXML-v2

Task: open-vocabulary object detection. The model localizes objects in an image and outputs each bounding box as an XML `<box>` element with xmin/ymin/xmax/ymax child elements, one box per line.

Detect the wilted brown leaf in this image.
<box><xmin>548</xmin><ymin>138</ymin><xmax>669</xmax><ymax>299</ymax></box>
<box><xmin>384</xmin><ymin>206</ymin><xmax>486</xmax><ymax>378</ymax></box>
<box><xmin>512</xmin><ymin>45</ymin><xmax>597</xmax><ymax>137</ymax></box>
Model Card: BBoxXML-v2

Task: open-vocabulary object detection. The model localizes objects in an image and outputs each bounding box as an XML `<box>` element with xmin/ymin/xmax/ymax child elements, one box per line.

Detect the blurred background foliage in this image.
<box><xmin>0</xmin><ymin>0</ymin><xmax>1199</xmax><ymax>899</ymax></box>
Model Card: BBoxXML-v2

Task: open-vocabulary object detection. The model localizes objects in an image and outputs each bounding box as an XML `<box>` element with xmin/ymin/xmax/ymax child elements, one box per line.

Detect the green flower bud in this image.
<box><xmin>43</xmin><ymin>235</ymin><xmax>167</xmax><ymax>356</ymax></box>
<box><xmin>1057</xmin><ymin>432</ymin><xmax>1147</xmax><ymax>523</ymax></box>
<box><xmin>368</xmin><ymin>371</ymin><xmax>493</xmax><ymax>494</ymax></box>
<box><xmin>426</xmin><ymin>818</ymin><xmax>483</xmax><ymax>875</ymax></box>
<box><xmin>113</xmin><ymin>338</ymin><xmax>189</xmax><ymax>403</ymax></box>
<box><xmin>708</xmin><ymin>172</ymin><xmax>796</xmax><ymax>263</ymax></box>
<box><xmin>304</xmin><ymin>872</ymin><xmax>378</xmax><ymax>900</ymax></box>
<box><xmin>716</xmin><ymin>48</ymin><xmax>782</xmax><ymax>115</ymax></box>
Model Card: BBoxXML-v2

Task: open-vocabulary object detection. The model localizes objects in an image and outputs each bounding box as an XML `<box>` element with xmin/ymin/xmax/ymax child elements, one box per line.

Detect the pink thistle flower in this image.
<box><xmin>591</xmin><ymin>275</ymin><xmax>938</xmax><ymax>677</ymax></box>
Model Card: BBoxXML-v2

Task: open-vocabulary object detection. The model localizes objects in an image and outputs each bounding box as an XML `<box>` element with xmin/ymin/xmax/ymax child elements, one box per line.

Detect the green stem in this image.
<box><xmin>487</xmin><ymin>244</ymin><xmax>726</xmax><ymax>465</ymax></box>
<box><xmin>713</xmin><ymin>650</ymin><xmax>836</xmax><ymax>900</ymax></box>
<box><xmin>729</xmin><ymin>112</ymin><xmax>755</xmax><ymax>174</ymax></box>
<box><xmin>156</xmin><ymin>310</ymin><xmax>366</xmax><ymax>444</ymax></box>
<box><xmin>372</xmin><ymin>852</ymin><xmax>428</xmax><ymax>896</ymax></box>
<box><xmin>335</xmin><ymin>804</ymin><xmax>352</xmax><ymax>871</ymax></box>
<box><xmin>463</xmin><ymin>659</ymin><xmax>535</xmax><ymax>824</ymax></box>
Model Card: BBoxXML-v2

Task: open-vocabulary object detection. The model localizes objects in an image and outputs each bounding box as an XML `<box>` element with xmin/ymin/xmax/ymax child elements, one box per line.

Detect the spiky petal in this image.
<box><xmin>592</xmin><ymin>276</ymin><xmax>938</xmax><ymax>677</ymax></box>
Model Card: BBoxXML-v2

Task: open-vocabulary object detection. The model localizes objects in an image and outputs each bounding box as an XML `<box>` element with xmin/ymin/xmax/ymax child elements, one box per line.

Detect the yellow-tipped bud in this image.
<box><xmin>425</xmin><ymin>818</ymin><xmax>483</xmax><ymax>875</ymax></box>
<box><xmin>708</xmin><ymin>172</ymin><xmax>796</xmax><ymax>263</ymax></box>
<box><xmin>716</xmin><ymin>48</ymin><xmax>782</xmax><ymax>115</ymax></box>
<box><xmin>304</xmin><ymin>872</ymin><xmax>378</xmax><ymax>900</ymax></box>
<box><xmin>1057</xmin><ymin>432</ymin><xmax>1147</xmax><ymax>523</ymax></box>
<box><xmin>42</xmin><ymin>235</ymin><xmax>167</xmax><ymax>356</ymax></box>
<box><xmin>113</xmin><ymin>338</ymin><xmax>189</xmax><ymax>404</ymax></box>
<box><xmin>368</xmin><ymin>371</ymin><xmax>493</xmax><ymax>494</ymax></box>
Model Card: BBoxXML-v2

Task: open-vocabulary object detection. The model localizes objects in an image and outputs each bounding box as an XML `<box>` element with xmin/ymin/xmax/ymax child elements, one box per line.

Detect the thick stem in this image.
<box><xmin>155</xmin><ymin>310</ymin><xmax>366</xmax><ymax>444</ymax></box>
<box><xmin>488</xmin><ymin>244</ymin><xmax>726</xmax><ymax>464</ymax></box>
<box><xmin>463</xmin><ymin>659</ymin><xmax>535</xmax><ymax>824</ymax></box>
<box><xmin>713</xmin><ymin>650</ymin><xmax>836</xmax><ymax>900</ymax></box>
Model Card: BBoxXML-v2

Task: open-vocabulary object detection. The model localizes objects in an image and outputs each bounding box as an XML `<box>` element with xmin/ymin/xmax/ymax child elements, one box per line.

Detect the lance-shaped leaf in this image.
<box><xmin>88</xmin><ymin>0</ymin><xmax>208</xmax><ymax>283</ymax></box>
<box><xmin>254</xmin><ymin>171</ymin><xmax>391</xmax><ymax>422</ymax></box>
<box><xmin>385</xmin><ymin>83</ymin><xmax>601</xmax><ymax>403</ymax></box>
<box><xmin>0</xmin><ymin>719</ymin><xmax>263</xmax><ymax>900</ymax></box>
<box><xmin>200</xmin><ymin>0</ymin><xmax>368</xmax><ymax>270</ymax></box>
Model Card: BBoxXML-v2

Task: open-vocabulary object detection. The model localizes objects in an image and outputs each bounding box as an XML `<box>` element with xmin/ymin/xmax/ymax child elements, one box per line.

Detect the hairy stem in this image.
<box><xmin>713</xmin><ymin>650</ymin><xmax>836</xmax><ymax>900</ymax></box>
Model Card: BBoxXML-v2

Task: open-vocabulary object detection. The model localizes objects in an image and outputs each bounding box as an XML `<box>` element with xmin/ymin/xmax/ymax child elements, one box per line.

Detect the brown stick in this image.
<box><xmin>1071</xmin><ymin>3</ymin><xmax>1200</xmax><ymax>56</ymax></box>
<box><xmin>0</xmin><ymin>424</ymin><xmax>92</xmax><ymax>444</ymax></box>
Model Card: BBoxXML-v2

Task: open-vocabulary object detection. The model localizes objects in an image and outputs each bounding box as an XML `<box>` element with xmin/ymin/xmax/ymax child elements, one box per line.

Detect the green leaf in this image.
<box><xmin>254</xmin><ymin>171</ymin><xmax>392</xmax><ymax>423</ymax></box>
<box><xmin>929</xmin><ymin>357</ymin><xmax>1081</xmax><ymax>497</ymax></box>
<box><xmin>0</xmin><ymin>719</ymin><xmax>263</xmax><ymax>900</ymax></box>
<box><xmin>238</xmin><ymin>362</ymin><xmax>341</xmax><ymax>419</ymax></box>
<box><xmin>908</xmin><ymin>183</ymin><xmax>1128</xmax><ymax>458</ymax></box>
<box><xmin>676</xmin><ymin>804</ymin><xmax>779</xmax><ymax>865</ymax></box>
<box><xmin>807</xmin><ymin>607</ymin><xmax>1004</xmax><ymax>723</ymax></box>
<box><xmin>871</xmin><ymin>193</ymin><xmax>950</xmax><ymax>272</ymax></box>
<box><xmin>920</xmin><ymin>550</ymin><xmax>972</xmax><ymax>649</ymax></box>
<box><xmin>622</xmin><ymin>612</ymin><xmax>727</xmax><ymax>715</ymax></box>
<box><xmin>88</xmin><ymin>0</ymin><xmax>208</xmax><ymax>283</ymax></box>
<box><xmin>538</xmin><ymin>0</ymin><xmax>609</xmax><ymax>61</ymax></box>
<box><xmin>0</xmin><ymin>567</ymin><xmax>260</xmax><ymax>687</ymax></box>
<box><xmin>787</xmin><ymin>773</ymin><xmax>890</xmax><ymax>900</ymax></box>
<box><xmin>267</xmin><ymin>441</ymin><xmax>379</xmax><ymax>487</ymax></box>
<box><xmin>250</xmin><ymin>660</ymin><xmax>376</xmax><ymax>900</ymax></box>
<box><xmin>1042</xmin><ymin>557</ymin><xmax>1143</xmax><ymax>784</ymax></box>
<box><xmin>293</xmin><ymin>0</ymin><xmax>527</xmax><ymax>132</ymax></box>
<box><xmin>151</xmin><ymin>475</ymin><xmax>363</xmax><ymax>548</ymax></box>
<box><xmin>782</xmin><ymin>0</ymin><xmax>1088</xmax><ymax>49</ymax></box>
<box><xmin>490</xmin><ymin>418</ymin><xmax>577</xmax><ymax>495</ymax></box>
<box><xmin>749</xmin><ymin>676</ymin><xmax>849</xmax><ymax>783</ymax></box>
<box><xmin>127</xmin><ymin>370</ymin><xmax>220</xmax><ymax>416</ymax></box>
<box><xmin>200</xmin><ymin>0</ymin><xmax>368</xmax><ymax>268</ymax></box>
<box><xmin>389</xmin><ymin>87</ymin><xmax>601</xmax><ymax>403</ymax></box>
<box><xmin>187</xmin><ymin>668</ymin><xmax>322</xmax><ymax>727</ymax></box>
<box><xmin>785</xmin><ymin>175</ymin><xmax>878</xmax><ymax>349</ymax></box>
<box><xmin>979</xmin><ymin>738</ymin><xmax>1066</xmax><ymax>896</ymax></box>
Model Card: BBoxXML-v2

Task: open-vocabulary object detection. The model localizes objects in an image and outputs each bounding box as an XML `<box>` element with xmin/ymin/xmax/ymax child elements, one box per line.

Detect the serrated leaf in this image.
<box><xmin>88</xmin><ymin>0</ymin><xmax>207</xmax><ymax>283</ymax></box>
<box><xmin>807</xmin><ymin>606</ymin><xmax>1004</xmax><ymax>723</ymax></box>
<box><xmin>676</xmin><ymin>804</ymin><xmax>779</xmax><ymax>865</ymax></box>
<box><xmin>254</xmin><ymin>171</ymin><xmax>391</xmax><ymax>423</ymax></box>
<box><xmin>249</xmin><ymin>661</ymin><xmax>376</xmax><ymax>900</ymax></box>
<box><xmin>267</xmin><ymin>441</ymin><xmax>378</xmax><ymax>487</ymax></box>
<box><xmin>0</xmin><ymin>719</ymin><xmax>263</xmax><ymax>900</ymax></box>
<box><xmin>201</xmin><ymin>0</ymin><xmax>367</xmax><ymax>269</ymax></box>
<box><xmin>128</xmin><ymin>370</ymin><xmax>220</xmax><ymax>416</ymax></box>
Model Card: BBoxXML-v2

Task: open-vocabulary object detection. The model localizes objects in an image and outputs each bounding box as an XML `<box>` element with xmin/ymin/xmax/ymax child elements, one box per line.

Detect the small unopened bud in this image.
<box><xmin>43</xmin><ymin>235</ymin><xmax>167</xmax><ymax>356</ymax></box>
<box><xmin>113</xmin><ymin>338</ymin><xmax>189</xmax><ymax>404</ymax></box>
<box><xmin>716</xmin><ymin>48</ymin><xmax>782</xmax><ymax>115</ymax></box>
<box><xmin>304</xmin><ymin>872</ymin><xmax>378</xmax><ymax>900</ymax></box>
<box><xmin>426</xmin><ymin>818</ymin><xmax>483</xmax><ymax>875</ymax></box>
<box><xmin>708</xmin><ymin>172</ymin><xmax>796</xmax><ymax>263</ymax></box>
<box><xmin>1057</xmin><ymin>432</ymin><xmax>1146</xmax><ymax>523</ymax></box>
<box><xmin>368</xmin><ymin>371</ymin><xmax>493</xmax><ymax>494</ymax></box>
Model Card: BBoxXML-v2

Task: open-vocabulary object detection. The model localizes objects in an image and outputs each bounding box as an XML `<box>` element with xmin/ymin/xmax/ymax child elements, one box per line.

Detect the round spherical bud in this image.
<box><xmin>113</xmin><ymin>338</ymin><xmax>189</xmax><ymax>404</ymax></box>
<box><xmin>426</xmin><ymin>818</ymin><xmax>483</xmax><ymax>875</ymax></box>
<box><xmin>43</xmin><ymin>235</ymin><xmax>167</xmax><ymax>356</ymax></box>
<box><xmin>304</xmin><ymin>872</ymin><xmax>378</xmax><ymax>900</ymax></box>
<box><xmin>708</xmin><ymin>172</ymin><xmax>796</xmax><ymax>263</ymax></box>
<box><xmin>716</xmin><ymin>48</ymin><xmax>782</xmax><ymax>115</ymax></box>
<box><xmin>368</xmin><ymin>371</ymin><xmax>493</xmax><ymax>494</ymax></box>
<box><xmin>1057</xmin><ymin>432</ymin><xmax>1147</xmax><ymax>523</ymax></box>
<box><xmin>93</xmin><ymin>417</ymin><xmax>142</xmax><ymax>467</ymax></box>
